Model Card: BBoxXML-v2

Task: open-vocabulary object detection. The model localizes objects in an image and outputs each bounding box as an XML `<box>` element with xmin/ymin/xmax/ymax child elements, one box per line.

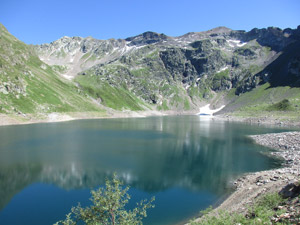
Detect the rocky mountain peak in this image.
<box><xmin>205</xmin><ymin>26</ymin><xmax>232</xmax><ymax>35</ymax></box>
<box><xmin>125</xmin><ymin>31</ymin><xmax>169</xmax><ymax>46</ymax></box>
<box><xmin>241</xmin><ymin>26</ymin><xmax>297</xmax><ymax>51</ymax></box>
<box><xmin>31</xmin><ymin>25</ymin><xmax>300</xmax><ymax>112</ymax></box>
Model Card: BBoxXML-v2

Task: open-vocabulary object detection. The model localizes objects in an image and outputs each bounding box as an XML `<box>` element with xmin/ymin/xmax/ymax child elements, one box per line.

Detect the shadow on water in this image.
<box><xmin>0</xmin><ymin>116</ymin><xmax>295</xmax><ymax>225</ymax></box>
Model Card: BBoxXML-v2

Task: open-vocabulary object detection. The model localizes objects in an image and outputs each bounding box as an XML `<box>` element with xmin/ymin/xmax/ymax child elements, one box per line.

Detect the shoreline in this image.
<box><xmin>188</xmin><ymin>131</ymin><xmax>300</xmax><ymax>224</ymax></box>
<box><xmin>214</xmin><ymin>114</ymin><xmax>300</xmax><ymax>127</ymax></box>
<box><xmin>0</xmin><ymin>109</ymin><xmax>205</xmax><ymax>127</ymax></box>
<box><xmin>1</xmin><ymin>110</ymin><xmax>300</xmax><ymax>128</ymax></box>
<box><xmin>0</xmin><ymin>111</ymin><xmax>164</xmax><ymax>127</ymax></box>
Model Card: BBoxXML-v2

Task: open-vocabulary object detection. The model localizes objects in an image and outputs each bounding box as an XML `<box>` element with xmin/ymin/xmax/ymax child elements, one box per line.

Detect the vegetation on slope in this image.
<box><xmin>267</xmin><ymin>99</ymin><xmax>294</xmax><ymax>111</ymax></box>
<box><xmin>192</xmin><ymin>191</ymin><xmax>300</xmax><ymax>225</ymax></box>
<box><xmin>75</xmin><ymin>75</ymin><xmax>145</xmax><ymax>111</ymax></box>
<box><xmin>77</xmin><ymin>47</ymin><xmax>194</xmax><ymax>111</ymax></box>
<box><xmin>223</xmin><ymin>82</ymin><xmax>300</xmax><ymax>121</ymax></box>
<box><xmin>0</xmin><ymin>23</ymin><xmax>104</xmax><ymax>116</ymax></box>
<box><xmin>1</xmin><ymin>23</ymin><xmax>300</xmax><ymax>118</ymax></box>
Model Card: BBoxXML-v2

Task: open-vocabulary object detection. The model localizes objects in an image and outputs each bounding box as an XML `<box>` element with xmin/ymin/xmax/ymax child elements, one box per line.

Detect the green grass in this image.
<box><xmin>188</xmin><ymin>85</ymin><xmax>200</xmax><ymax>98</ymax></box>
<box><xmin>267</xmin><ymin>99</ymin><xmax>294</xmax><ymax>111</ymax></box>
<box><xmin>248</xmin><ymin>64</ymin><xmax>263</xmax><ymax>74</ymax></box>
<box><xmin>262</xmin><ymin>46</ymin><xmax>272</xmax><ymax>56</ymax></box>
<box><xmin>214</xmin><ymin>69</ymin><xmax>230</xmax><ymax>79</ymax></box>
<box><xmin>0</xmin><ymin>24</ymin><xmax>104</xmax><ymax>115</ymax></box>
<box><xmin>81</xmin><ymin>52</ymin><xmax>91</xmax><ymax>60</ymax></box>
<box><xmin>75</xmin><ymin>75</ymin><xmax>143</xmax><ymax>111</ymax></box>
<box><xmin>157</xmin><ymin>100</ymin><xmax>169</xmax><ymax>111</ymax></box>
<box><xmin>145</xmin><ymin>50</ymin><xmax>159</xmax><ymax>59</ymax></box>
<box><xmin>51</xmin><ymin>65</ymin><xmax>67</xmax><ymax>73</ymax></box>
<box><xmin>184</xmin><ymin>97</ymin><xmax>190</xmax><ymax>110</ymax></box>
<box><xmin>87</xmin><ymin>54</ymin><xmax>97</xmax><ymax>61</ymax></box>
<box><xmin>211</xmin><ymin>69</ymin><xmax>230</xmax><ymax>90</ymax></box>
<box><xmin>227</xmin><ymin>82</ymin><xmax>300</xmax><ymax>111</ymax></box>
<box><xmin>223</xmin><ymin>82</ymin><xmax>300</xmax><ymax>123</ymax></box>
<box><xmin>130</xmin><ymin>68</ymin><xmax>150</xmax><ymax>77</ymax></box>
<box><xmin>234</xmin><ymin>47</ymin><xmax>255</xmax><ymax>57</ymax></box>
<box><xmin>191</xmin><ymin>192</ymin><xmax>287</xmax><ymax>225</ymax></box>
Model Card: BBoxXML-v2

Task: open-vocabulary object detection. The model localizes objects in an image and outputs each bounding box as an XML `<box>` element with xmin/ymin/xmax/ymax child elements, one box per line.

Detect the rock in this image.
<box><xmin>256</xmin><ymin>176</ymin><xmax>263</xmax><ymax>182</ymax></box>
<box><xmin>125</xmin><ymin>31</ymin><xmax>169</xmax><ymax>46</ymax></box>
<box><xmin>279</xmin><ymin>182</ymin><xmax>300</xmax><ymax>198</ymax></box>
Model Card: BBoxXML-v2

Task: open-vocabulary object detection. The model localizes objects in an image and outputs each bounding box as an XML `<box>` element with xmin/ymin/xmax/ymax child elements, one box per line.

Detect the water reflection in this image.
<box><xmin>0</xmin><ymin>116</ymin><xmax>290</xmax><ymax>224</ymax></box>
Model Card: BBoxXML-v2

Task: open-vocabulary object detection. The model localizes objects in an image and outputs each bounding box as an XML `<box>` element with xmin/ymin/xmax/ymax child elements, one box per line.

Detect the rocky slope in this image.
<box><xmin>35</xmin><ymin>25</ymin><xmax>300</xmax><ymax>113</ymax></box>
<box><xmin>1</xmin><ymin>23</ymin><xmax>300</xmax><ymax>118</ymax></box>
<box><xmin>189</xmin><ymin>131</ymin><xmax>300</xmax><ymax>224</ymax></box>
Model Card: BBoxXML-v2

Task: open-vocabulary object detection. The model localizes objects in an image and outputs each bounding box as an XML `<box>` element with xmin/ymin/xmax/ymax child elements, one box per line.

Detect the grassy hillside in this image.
<box><xmin>0</xmin><ymin>23</ymin><xmax>104</xmax><ymax>117</ymax></box>
<box><xmin>222</xmin><ymin>83</ymin><xmax>300</xmax><ymax>121</ymax></box>
<box><xmin>74</xmin><ymin>75</ymin><xmax>146</xmax><ymax>111</ymax></box>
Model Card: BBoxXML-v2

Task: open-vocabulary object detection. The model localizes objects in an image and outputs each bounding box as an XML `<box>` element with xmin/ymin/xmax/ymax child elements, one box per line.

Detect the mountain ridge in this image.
<box><xmin>1</xmin><ymin>23</ymin><xmax>300</xmax><ymax>123</ymax></box>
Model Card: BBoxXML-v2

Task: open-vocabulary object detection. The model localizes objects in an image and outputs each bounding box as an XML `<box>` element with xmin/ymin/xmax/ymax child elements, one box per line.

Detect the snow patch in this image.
<box><xmin>237</xmin><ymin>42</ymin><xmax>246</xmax><ymax>47</ymax></box>
<box><xmin>227</xmin><ymin>39</ymin><xmax>247</xmax><ymax>48</ymax></box>
<box><xmin>135</xmin><ymin>45</ymin><xmax>146</xmax><ymax>50</ymax></box>
<box><xmin>216</xmin><ymin>66</ymin><xmax>228</xmax><ymax>73</ymax></box>
<box><xmin>112</xmin><ymin>47</ymin><xmax>119</xmax><ymax>52</ymax></box>
<box><xmin>228</xmin><ymin>39</ymin><xmax>240</xmax><ymax>44</ymax></box>
<box><xmin>197</xmin><ymin>104</ymin><xmax>225</xmax><ymax>116</ymax></box>
<box><xmin>119</xmin><ymin>45</ymin><xmax>135</xmax><ymax>55</ymax></box>
<box><xmin>62</xmin><ymin>74</ymin><xmax>74</xmax><ymax>80</ymax></box>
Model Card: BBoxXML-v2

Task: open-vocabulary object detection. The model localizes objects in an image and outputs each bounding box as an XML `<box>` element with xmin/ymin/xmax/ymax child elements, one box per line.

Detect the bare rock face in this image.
<box><xmin>125</xmin><ymin>31</ymin><xmax>169</xmax><ymax>46</ymax></box>
<box><xmin>32</xmin><ymin>25</ymin><xmax>300</xmax><ymax>111</ymax></box>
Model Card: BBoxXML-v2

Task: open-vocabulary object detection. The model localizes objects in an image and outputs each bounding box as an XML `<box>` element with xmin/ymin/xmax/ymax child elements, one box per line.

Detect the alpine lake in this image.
<box><xmin>0</xmin><ymin>116</ymin><xmax>297</xmax><ymax>225</ymax></box>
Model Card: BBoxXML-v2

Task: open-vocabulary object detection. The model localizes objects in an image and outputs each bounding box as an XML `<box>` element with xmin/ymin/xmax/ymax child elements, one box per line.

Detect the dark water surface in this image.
<box><xmin>0</xmin><ymin>116</ymin><xmax>295</xmax><ymax>225</ymax></box>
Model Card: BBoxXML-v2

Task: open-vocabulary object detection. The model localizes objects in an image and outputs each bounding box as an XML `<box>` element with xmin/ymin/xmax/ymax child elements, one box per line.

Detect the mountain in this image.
<box><xmin>0</xmin><ymin>23</ymin><xmax>106</xmax><ymax>120</ymax></box>
<box><xmin>1</xmin><ymin>23</ymin><xmax>300</xmax><ymax>122</ymax></box>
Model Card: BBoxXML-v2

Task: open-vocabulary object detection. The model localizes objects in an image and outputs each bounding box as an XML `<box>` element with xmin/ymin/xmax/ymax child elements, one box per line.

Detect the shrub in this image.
<box><xmin>267</xmin><ymin>99</ymin><xmax>294</xmax><ymax>111</ymax></box>
<box><xmin>55</xmin><ymin>174</ymin><xmax>155</xmax><ymax>225</ymax></box>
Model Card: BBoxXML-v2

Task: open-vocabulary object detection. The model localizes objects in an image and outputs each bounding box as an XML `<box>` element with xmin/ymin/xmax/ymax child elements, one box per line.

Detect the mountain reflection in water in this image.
<box><xmin>0</xmin><ymin>116</ymin><xmax>289</xmax><ymax>225</ymax></box>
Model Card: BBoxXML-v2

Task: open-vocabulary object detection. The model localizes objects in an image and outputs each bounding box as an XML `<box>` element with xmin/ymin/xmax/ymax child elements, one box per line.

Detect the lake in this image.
<box><xmin>0</xmin><ymin>116</ymin><xmax>294</xmax><ymax>225</ymax></box>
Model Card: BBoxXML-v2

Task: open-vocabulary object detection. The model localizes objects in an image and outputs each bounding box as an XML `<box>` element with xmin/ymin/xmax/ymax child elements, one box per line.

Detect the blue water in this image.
<box><xmin>0</xmin><ymin>116</ymin><xmax>295</xmax><ymax>225</ymax></box>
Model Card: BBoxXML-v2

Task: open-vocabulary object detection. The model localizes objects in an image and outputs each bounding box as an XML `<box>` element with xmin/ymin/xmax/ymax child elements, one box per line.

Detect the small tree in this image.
<box><xmin>55</xmin><ymin>174</ymin><xmax>155</xmax><ymax>225</ymax></box>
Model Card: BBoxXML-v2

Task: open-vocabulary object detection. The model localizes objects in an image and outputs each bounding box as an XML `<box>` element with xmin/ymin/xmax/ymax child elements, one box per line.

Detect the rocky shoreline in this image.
<box><xmin>189</xmin><ymin>131</ymin><xmax>300</xmax><ymax>224</ymax></box>
<box><xmin>215</xmin><ymin>114</ymin><xmax>300</xmax><ymax>127</ymax></box>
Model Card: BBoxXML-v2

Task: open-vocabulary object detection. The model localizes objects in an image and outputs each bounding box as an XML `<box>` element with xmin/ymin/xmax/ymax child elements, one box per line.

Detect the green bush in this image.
<box><xmin>55</xmin><ymin>174</ymin><xmax>155</xmax><ymax>225</ymax></box>
<box><xmin>267</xmin><ymin>99</ymin><xmax>294</xmax><ymax>111</ymax></box>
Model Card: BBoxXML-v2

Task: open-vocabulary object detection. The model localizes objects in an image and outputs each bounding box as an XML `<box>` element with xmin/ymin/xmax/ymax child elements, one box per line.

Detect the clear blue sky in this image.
<box><xmin>1</xmin><ymin>0</ymin><xmax>299</xmax><ymax>44</ymax></box>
